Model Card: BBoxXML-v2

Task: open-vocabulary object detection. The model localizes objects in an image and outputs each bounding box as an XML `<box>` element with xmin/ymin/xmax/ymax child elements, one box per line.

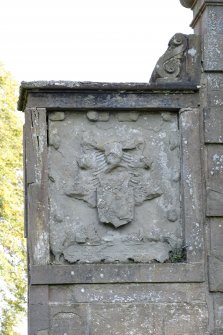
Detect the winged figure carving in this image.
<box><xmin>66</xmin><ymin>131</ymin><xmax>162</xmax><ymax>228</ymax></box>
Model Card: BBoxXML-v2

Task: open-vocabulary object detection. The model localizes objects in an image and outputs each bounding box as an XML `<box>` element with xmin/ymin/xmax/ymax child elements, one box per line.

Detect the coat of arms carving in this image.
<box><xmin>66</xmin><ymin>131</ymin><xmax>162</xmax><ymax>228</ymax></box>
<box><xmin>48</xmin><ymin>111</ymin><xmax>182</xmax><ymax>264</ymax></box>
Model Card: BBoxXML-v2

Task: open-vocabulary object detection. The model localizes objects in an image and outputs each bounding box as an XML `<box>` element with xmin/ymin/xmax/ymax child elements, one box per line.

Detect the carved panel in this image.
<box><xmin>48</xmin><ymin>111</ymin><xmax>181</xmax><ymax>264</ymax></box>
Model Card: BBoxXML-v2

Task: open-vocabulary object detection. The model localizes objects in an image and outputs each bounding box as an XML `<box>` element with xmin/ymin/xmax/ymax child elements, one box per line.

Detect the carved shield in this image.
<box><xmin>97</xmin><ymin>172</ymin><xmax>134</xmax><ymax>228</ymax></box>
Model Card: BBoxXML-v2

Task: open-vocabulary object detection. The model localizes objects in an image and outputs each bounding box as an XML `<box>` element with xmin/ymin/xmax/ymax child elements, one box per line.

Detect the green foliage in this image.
<box><xmin>0</xmin><ymin>63</ymin><xmax>26</xmax><ymax>334</ymax></box>
<box><xmin>169</xmin><ymin>246</ymin><xmax>186</xmax><ymax>263</ymax></box>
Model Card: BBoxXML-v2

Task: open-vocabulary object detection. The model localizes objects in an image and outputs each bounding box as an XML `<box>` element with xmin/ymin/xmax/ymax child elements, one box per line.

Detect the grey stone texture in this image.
<box><xmin>185</xmin><ymin>0</ymin><xmax>223</xmax><ymax>333</ymax></box>
<box><xmin>150</xmin><ymin>33</ymin><xmax>201</xmax><ymax>85</ymax></box>
<box><xmin>20</xmin><ymin>1</ymin><xmax>223</xmax><ymax>333</ymax></box>
<box><xmin>48</xmin><ymin>111</ymin><xmax>181</xmax><ymax>264</ymax></box>
<box><xmin>180</xmin><ymin>0</ymin><xmax>195</xmax><ymax>8</ymax></box>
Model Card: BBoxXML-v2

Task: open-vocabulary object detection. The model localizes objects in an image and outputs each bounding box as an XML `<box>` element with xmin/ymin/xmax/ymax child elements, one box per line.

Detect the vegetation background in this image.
<box><xmin>0</xmin><ymin>63</ymin><xmax>26</xmax><ymax>334</ymax></box>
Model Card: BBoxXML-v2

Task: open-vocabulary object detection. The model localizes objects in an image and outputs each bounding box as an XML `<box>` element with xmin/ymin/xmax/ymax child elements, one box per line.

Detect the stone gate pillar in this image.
<box><xmin>18</xmin><ymin>2</ymin><xmax>223</xmax><ymax>333</ymax></box>
<box><xmin>181</xmin><ymin>0</ymin><xmax>223</xmax><ymax>333</ymax></box>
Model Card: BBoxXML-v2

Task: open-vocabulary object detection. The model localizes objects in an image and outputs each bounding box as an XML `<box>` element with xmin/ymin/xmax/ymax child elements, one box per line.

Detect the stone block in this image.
<box><xmin>89</xmin><ymin>303</ymin><xmax>208</xmax><ymax>335</ymax></box>
<box><xmin>204</xmin><ymin>108</ymin><xmax>223</xmax><ymax>143</ymax></box>
<box><xmin>90</xmin><ymin>304</ymin><xmax>163</xmax><ymax>334</ymax></box>
<box><xmin>207</xmin><ymin>74</ymin><xmax>223</xmax><ymax>109</ymax></box>
<box><xmin>203</xmin><ymin>7</ymin><xmax>223</xmax><ymax>71</ymax></box>
<box><xmin>117</xmin><ymin>111</ymin><xmax>139</xmax><ymax>122</ymax></box>
<box><xmin>163</xmin><ymin>303</ymin><xmax>208</xmax><ymax>335</ymax></box>
<box><xmin>179</xmin><ymin>108</ymin><xmax>204</xmax><ymax>262</ymax></box>
<box><xmin>206</xmin><ymin>144</ymin><xmax>223</xmax><ymax>180</ymax></box>
<box><xmin>209</xmin><ymin>256</ymin><xmax>223</xmax><ymax>292</ymax></box>
<box><xmin>209</xmin><ymin>218</ymin><xmax>223</xmax><ymax>258</ymax></box>
<box><xmin>36</xmin><ymin>331</ymin><xmax>48</xmax><ymax>335</ymax></box>
<box><xmin>86</xmin><ymin>111</ymin><xmax>109</xmax><ymax>121</ymax></box>
<box><xmin>48</xmin><ymin>111</ymin><xmax>65</xmax><ymax>121</ymax></box>
<box><xmin>49</xmin><ymin>283</ymin><xmax>206</xmax><ymax>304</ymax></box>
<box><xmin>28</xmin><ymin>286</ymin><xmax>49</xmax><ymax>334</ymax></box>
<box><xmin>206</xmin><ymin>185</ymin><xmax>223</xmax><ymax>216</ymax></box>
<box><xmin>50</xmin><ymin>304</ymin><xmax>88</xmax><ymax>335</ymax></box>
<box><xmin>206</xmin><ymin>144</ymin><xmax>223</xmax><ymax>216</ymax></box>
<box><xmin>30</xmin><ymin>263</ymin><xmax>205</xmax><ymax>285</ymax></box>
<box><xmin>29</xmin><ymin>286</ymin><xmax>49</xmax><ymax>305</ymax></box>
<box><xmin>213</xmin><ymin>294</ymin><xmax>223</xmax><ymax>332</ymax></box>
<box><xmin>29</xmin><ymin>304</ymin><xmax>49</xmax><ymax>335</ymax></box>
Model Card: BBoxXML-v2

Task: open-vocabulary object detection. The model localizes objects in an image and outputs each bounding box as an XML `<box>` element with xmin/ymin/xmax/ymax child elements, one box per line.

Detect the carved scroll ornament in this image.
<box><xmin>150</xmin><ymin>33</ymin><xmax>188</xmax><ymax>83</ymax></box>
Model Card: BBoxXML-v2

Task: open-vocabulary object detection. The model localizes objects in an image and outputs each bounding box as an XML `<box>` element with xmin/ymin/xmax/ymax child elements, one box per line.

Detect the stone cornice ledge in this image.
<box><xmin>180</xmin><ymin>0</ymin><xmax>196</xmax><ymax>8</ymax></box>
<box><xmin>17</xmin><ymin>80</ymin><xmax>199</xmax><ymax>111</ymax></box>
<box><xmin>180</xmin><ymin>0</ymin><xmax>223</xmax><ymax>8</ymax></box>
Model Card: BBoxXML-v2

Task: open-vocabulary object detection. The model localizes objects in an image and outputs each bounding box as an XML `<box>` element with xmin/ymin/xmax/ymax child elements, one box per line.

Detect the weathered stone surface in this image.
<box><xmin>207</xmin><ymin>74</ymin><xmax>223</xmax><ymax>108</ymax></box>
<box><xmin>209</xmin><ymin>219</ymin><xmax>223</xmax><ymax>291</ymax></box>
<box><xmin>203</xmin><ymin>6</ymin><xmax>223</xmax><ymax>71</ymax></box>
<box><xmin>209</xmin><ymin>218</ymin><xmax>223</xmax><ymax>297</ymax></box>
<box><xmin>209</xmin><ymin>218</ymin><xmax>223</xmax><ymax>258</ymax></box>
<box><xmin>206</xmin><ymin>144</ymin><xmax>223</xmax><ymax>216</ymax></box>
<box><xmin>49</xmin><ymin>283</ymin><xmax>206</xmax><ymax>304</ymax></box>
<box><xmin>30</xmin><ymin>263</ymin><xmax>205</xmax><ymax>284</ymax></box>
<box><xmin>206</xmin><ymin>185</ymin><xmax>223</xmax><ymax>216</ymax></box>
<box><xmin>29</xmin><ymin>304</ymin><xmax>49</xmax><ymax>335</ymax></box>
<box><xmin>89</xmin><ymin>303</ymin><xmax>208</xmax><ymax>335</ymax></box>
<box><xmin>209</xmin><ymin>256</ymin><xmax>223</xmax><ymax>292</ymax></box>
<box><xmin>207</xmin><ymin>145</ymin><xmax>223</xmax><ymax>179</ymax></box>
<box><xmin>23</xmin><ymin>86</ymin><xmax>206</xmax><ymax>333</ymax></box>
<box><xmin>50</xmin><ymin>304</ymin><xmax>88</xmax><ymax>335</ymax></box>
<box><xmin>36</xmin><ymin>331</ymin><xmax>48</xmax><ymax>335</ymax></box>
<box><xmin>19</xmin><ymin>0</ymin><xmax>223</xmax><ymax>332</ymax></box>
<box><xmin>48</xmin><ymin>111</ymin><xmax>65</xmax><ymax>121</ymax></box>
<box><xmin>213</xmin><ymin>294</ymin><xmax>223</xmax><ymax>332</ymax></box>
<box><xmin>150</xmin><ymin>34</ymin><xmax>201</xmax><ymax>85</ymax></box>
<box><xmin>18</xmin><ymin>81</ymin><xmax>199</xmax><ymax>112</ymax></box>
<box><xmin>25</xmin><ymin>108</ymin><xmax>49</xmax><ymax>265</ymax></box>
<box><xmin>205</xmin><ymin>108</ymin><xmax>223</xmax><ymax>143</ymax></box>
<box><xmin>179</xmin><ymin>108</ymin><xmax>204</xmax><ymax>262</ymax></box>
<box><xmin>163</xmin><ymin>303</ymin><xmax>208</xmax><ymax>334</ymax></box>
<box><xmin>191</xmin><ymin>1</ymin><xmax>223</xmax><ymax>30</ymax></box>
<box><xmin>29</xmin><ymin>286</ymin><xmax>49</xmax><ymax>335</ymax></box>
<box><xmin>49</xmin><ymin>111</ymin><xmax>181</xmax><ymax>264</ymax></box>
<box><xmin>86</xmin><ymin>111</ymin><xmax>109</xmax><ymax>121</ymax></box>
<box><xmin>117</xmin><ymin>111</ymin><xmax>139</xmax><ymax>122</ymax></box>
<box><xmin>179</xmin><ymin>0</ymin><xmax>195</xmax><ymax>8</ymax></box>
<box><xmin>150</xmin><ymin>33</ymin><xmax>188</xmax><ymax>83</ymax></box>
<box><xmin>45</xmin><ymin>300</ymin><xmax>208</xmax><ymax>335</ymax></box>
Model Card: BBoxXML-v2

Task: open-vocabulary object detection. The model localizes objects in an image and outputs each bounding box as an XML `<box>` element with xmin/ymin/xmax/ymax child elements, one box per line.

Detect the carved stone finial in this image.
<box><xmin>150</xmin><ymin>33</ymin><xmax>188</xmax><ymax>83</ymax></box>
<box><xmin>179</xmin><ymin>0</ymin><xmax>195</xmax><ymax>8</ymax></box>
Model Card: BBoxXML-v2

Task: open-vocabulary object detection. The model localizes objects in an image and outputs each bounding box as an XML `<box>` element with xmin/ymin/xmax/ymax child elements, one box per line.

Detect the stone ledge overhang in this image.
<box><xmin>180</xmin><ymin>0</ymin><xmax>223</xmax><ymax>9</ymax></box>
<box><xmin>18</xmin><ymin>80</ymin><xmax>199</xmax><ymax>112</ymax></box>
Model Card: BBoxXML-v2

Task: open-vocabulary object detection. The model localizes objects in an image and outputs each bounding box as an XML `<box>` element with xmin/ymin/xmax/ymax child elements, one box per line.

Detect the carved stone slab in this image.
<box><xmin>48</xmin><ymin>111</ymin><xmax>181</xmax><ymax>264</ymax></box>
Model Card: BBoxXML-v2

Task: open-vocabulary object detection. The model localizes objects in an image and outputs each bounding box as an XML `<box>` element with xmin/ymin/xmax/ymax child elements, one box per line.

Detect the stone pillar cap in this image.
<box><xmin>179</xmin><ymin>0</ymin><xmax>195</xmax><ymax>8</ymax></box>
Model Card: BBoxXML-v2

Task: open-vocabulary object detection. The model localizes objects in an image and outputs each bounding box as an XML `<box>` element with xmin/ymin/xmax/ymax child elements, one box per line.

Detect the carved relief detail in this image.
<box><xmin>48</xmin><ymin>112</ymin><xmax>182</xmax><ymax>264</ymax></box>
<box><xmin>150</xmin><ymin>33</ymin><xmax>188</xmax><ymax>83</ymax></box>
<box><xmin>66</xmin><ymin>131</ymin><xmax>161</xmax><ymax>228</ymax></box>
